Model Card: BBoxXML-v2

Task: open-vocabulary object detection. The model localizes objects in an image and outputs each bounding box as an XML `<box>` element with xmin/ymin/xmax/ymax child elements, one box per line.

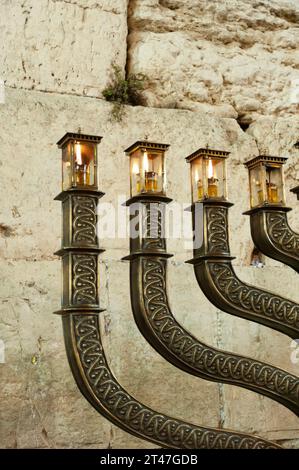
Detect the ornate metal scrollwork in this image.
<box><xmin>206</xmin><ymin>206</ymin><xmax>229</xmax><ymax>253</ymax></box>
<box><xmin>56</xmin><ymin>189</ymin><xmax>280</xmax><ymax>448</ymax></box>
<box><xmin>244</xmin><ymin>207</ymin><xmax>299</xmax><ymax>273</ymax></box>
<box><xmin>72</xmin><ymin>254</ymin><xmax>98</xmax><ymax>305</ymax></box>
<box><xmin>142</xmin><ymin>202</ymin><xmax>165</xmax><ymax>251</ymax></box>
<box><xmin>266</xmin><ymin>212</ymin><xmax>299</xmax><ymax>256</ymax></box>
<box><xmin>72</xmin><ymin>196</ymin><xmax>97</xmax><ymax>245</ymax></box>
<box><xmin>126</xmin><ymin>197</ymin><xmax>299</xmax><ymax>418</ymax></box>
<box><xmin>190</xmin><ymin>201</ymin><xmax>299</xmax><ymax>339</ymax></box>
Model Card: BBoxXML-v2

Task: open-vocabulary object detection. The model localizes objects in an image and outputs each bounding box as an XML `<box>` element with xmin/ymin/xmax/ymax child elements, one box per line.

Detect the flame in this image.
<box><xmin>195</xmin><ymin>168</ymin><xmax>199</xmax><ymax>182</ymax></box>
<box><xmin>143</xmin><ymin>150</ymin><xmax>149</xmax><ymax>172</ymax></box>
<box><xmin>75</xmin><ymin>142</ymin><xmax>82</xmax><ymax>166</ymax></box>
<box><xmin>208</xmin><ymin>158</ymin><xmax>214</xmax><ymax>178</ymax></box>
<box><xmin>132</xmin><ymin>162</ymin><xmax>139</xmax><ymax>174</ymax></box>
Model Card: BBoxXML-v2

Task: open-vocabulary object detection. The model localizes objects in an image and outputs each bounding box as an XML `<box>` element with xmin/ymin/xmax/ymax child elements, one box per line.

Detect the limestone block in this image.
<box><xmin>0</xmin><ymin>0</ymin><xmax>128</xmax><ymax>97</ymax></box>
<box><xmin>128</xmin><ymin>0</ymin><xmax>299</xmax><ymax>119</ymax></box>
<box><xmin>0</xmin><ymin>259</ymin><xmax>111</xmax><ymax>448</ymax></box>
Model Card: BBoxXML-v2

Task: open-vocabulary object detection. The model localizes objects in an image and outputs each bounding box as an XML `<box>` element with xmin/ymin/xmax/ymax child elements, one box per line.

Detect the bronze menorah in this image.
<box><xmin>54</xmin><ymin>134</ymin><xmax>299</xmax><ymax>449</ymax></box>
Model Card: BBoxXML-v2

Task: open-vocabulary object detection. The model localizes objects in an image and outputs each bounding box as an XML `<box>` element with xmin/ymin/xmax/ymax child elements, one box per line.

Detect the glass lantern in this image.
<box><xmin>125</xmin><ymin>141</ymin><xmax>169</xmax><ymax>197</ymax></box>
<box><xmin>245</xmin><ymin>156</ymin><xmax>287</xmax><ymax>208</ymax></box>
<box><xmin>57</xmin><ymin>132</ymin><xmax>102</xmax><ymax>191</ymax></box>
<box><xmin>185</xmin><ymin>149</ymin><xmax>229</xmax><ymax>203</ymax></box>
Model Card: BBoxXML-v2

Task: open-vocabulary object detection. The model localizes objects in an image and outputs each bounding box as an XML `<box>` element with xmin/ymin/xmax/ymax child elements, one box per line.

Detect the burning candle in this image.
<box><xmin>145</xmin><ymin>171</ymin><xmax>158</xmax><ymax>191</ymax></box>
<box><xmin>267</xmin><ymin>182</ymin><xmax>278</xmax><ymax>203</ymax></box>
<box><xmin>207</xmin><ymin>158</ymin><xmax>218</xmax><ymax>197</ymax></box>
<box><xmin>143</xmin><ymin>150</ymin><xmax>158</xmax><ymax>192</ymax></box>
<box><xmin>75</xmin><ymin>142</ymin><xmax>89</xmax><ymax>185</ymax></box>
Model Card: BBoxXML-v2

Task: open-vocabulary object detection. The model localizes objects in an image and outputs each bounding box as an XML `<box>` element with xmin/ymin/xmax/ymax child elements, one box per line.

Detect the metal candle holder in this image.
<box><xmin>243</xmin><ymin>156</ymin><xmax>299</xmax><ymax>273</ymax></box>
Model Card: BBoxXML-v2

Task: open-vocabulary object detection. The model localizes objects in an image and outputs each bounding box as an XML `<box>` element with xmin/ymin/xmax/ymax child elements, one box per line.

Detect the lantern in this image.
<box><xmin>244</xmin><ymin>156</ymin><xmax>287</xmax><ymax>208</ymax></box>
<box><xmin>125</xmin><ymin>141</ymin><xmax>169</xmax><ymax>197</ymax></box>
<box><xmin>57</xmin><ymin>132</ymin><xmax>102</xmax><ymax>191</ymax></box>
<box><xmin>185</xmin><ymin>149</ymin><xmax>229</xmax><ymax>203</ymax></box>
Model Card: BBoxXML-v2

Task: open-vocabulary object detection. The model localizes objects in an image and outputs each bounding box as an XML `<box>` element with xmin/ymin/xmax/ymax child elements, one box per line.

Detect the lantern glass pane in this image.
<box><xmin>190</xmin><ymin>157</ymin><xmax>203</xmax><ymax>202</ymax></box>
<box><xmin>62</xmin><ymin>143</ymin><xmax>72</xmax><ymax>190</ymax></box>
<box><xmin>265</xmin><ymin>165</ymin><xmax>284</xmax><ymax>205</ymax></box>
<box><xmin>249</xmin><ymin>165</ymin><xmax>263</xmax><ymax>207</ymax></box>
<box><xmin>130</xmin><ymin>149</ymin><xmax>142</xmax><ymax>197</ymax></box>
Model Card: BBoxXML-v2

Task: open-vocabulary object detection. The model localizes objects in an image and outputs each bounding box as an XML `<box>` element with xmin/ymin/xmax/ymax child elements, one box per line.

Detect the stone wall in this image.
<box><xmin>0</xmin><ymin>0</ymin><xmax>298</xmax><ymax>449</ymax></box>
<box><xmin>128</xmin><ymin>0</ymin><xmax>299</xmax><ymax>121</ymax></box>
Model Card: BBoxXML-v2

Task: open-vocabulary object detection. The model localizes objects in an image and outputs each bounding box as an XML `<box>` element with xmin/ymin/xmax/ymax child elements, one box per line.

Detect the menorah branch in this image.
<box><xmin>244</xmin><ymin>206</ymin><xmax>299</xmax><ymax>273</ymax></box>
<box><xmin>124</xmin><ymin>196</ymin><xmax>299</xmax><ymax>417</ymax></box>
<box><xmin>188</xmin><ymin>200</ymin><xmax>299</xmax><ymax>339</ymax></box>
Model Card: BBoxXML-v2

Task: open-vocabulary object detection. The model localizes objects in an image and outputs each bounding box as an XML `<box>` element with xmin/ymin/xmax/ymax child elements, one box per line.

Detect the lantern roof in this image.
<box><xmin>185</xmin><ymin>148</ymin><xmax>230</xmax><ymax>163</ymax></box>
<box><xmin>244</xmin><ymin>155</ymin><xmax>288</xmax><ymax>169</ymax></box>
<box><xmin>57</xmin><ymin>132</ymin><xmax>103</xmax><ymax>149</ymax></box>
<box><xmin>124</xmin><ymin>141</ymin><xmax>170</xmax><ymax>155</ymax></box>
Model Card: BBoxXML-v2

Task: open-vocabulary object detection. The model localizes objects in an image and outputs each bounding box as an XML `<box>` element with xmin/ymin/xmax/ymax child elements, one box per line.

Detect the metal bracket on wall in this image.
<box><xmin>243</xmin><ymin>205</ymin><xmax>299</xmax><ymax>273</ymax></box>
<box><xmin>122</xmin><ymin>195</ymin><xmax>299</xmax><ymax>418</ymax></box>
<box><xmin>187</xmin><ymin>200</ymin><xmax>299</xmax><ymax>339</ymax></box>
<box><xmin>291</xmin><ymin>185</ymin><xmax>299</xmax><ymax>201</ymax></box>
<box><xmin>54</xmin><ymin>189</ymin><xmax>280</xmax><ymax>448</ymax></box>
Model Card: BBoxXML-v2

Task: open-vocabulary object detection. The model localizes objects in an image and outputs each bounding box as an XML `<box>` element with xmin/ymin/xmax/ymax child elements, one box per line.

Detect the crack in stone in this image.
<box><xmin>51</xmin><ymin>0</ymin><xmax>121</xmax><ymax>15</ymax></box>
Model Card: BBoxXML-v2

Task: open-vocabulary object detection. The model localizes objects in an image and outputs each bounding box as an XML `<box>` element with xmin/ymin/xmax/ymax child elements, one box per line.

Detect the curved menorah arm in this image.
<box><xmin>123</xmin><ymin>196</ymin><xmax>299</xmax><ymax>417</ymax></box>
<box><xmin>187</xmin><ymin>200</ymin><xmax>299</xmax><ymax>339</ymax></box>
<box><xmin>243</xmin><ymin>206</ymin><xmax>299</xmax><ymax>273</ymax></box>
<box><xmin>54</xmin><ymin>190</ymin><xmax>279</xmax><ymax>448</ymax></box>
<box><xmin>62</xmin><ymin>312</ymin><xmax>280</xmax><ymax>448</ymax></box>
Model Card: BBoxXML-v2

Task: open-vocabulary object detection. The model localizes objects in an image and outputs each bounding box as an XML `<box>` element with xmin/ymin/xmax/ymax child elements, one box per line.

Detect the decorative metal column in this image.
<box><xmin>185</xmin><ymin>149</ymin><xmax>299</xmax><ymax>339</ymax></box>
<box><xmin>123</xmin><ymin>142</ymin><xmax>299</xmax><ymax>418</ymax></box>
<box><xmin>54</xmin><ymin>133</ymin><xmax>279</xmax><ymax>449</ymax></box>
<box><xmin>243</xmin><ymin>156</ymin><xmax>299</xmax><ymax>273</ymax></box>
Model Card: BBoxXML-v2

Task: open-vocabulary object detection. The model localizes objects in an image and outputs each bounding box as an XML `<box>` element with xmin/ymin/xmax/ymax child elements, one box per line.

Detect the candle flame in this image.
<box><xmin>208</xmin><ymin>158</ymin><xmax>214</xmax><ymax>178</ymax></box>
<box><xmin>132</xmin><ymin>162</ymin><xmax>139</xmax><ymax>174</ymax></box>
<box><xmin>75</xmin><ymin>143</ymin><xmax>82</xmax><ymax>166</ymax></box>
<box><xmin>143</xmin><ymin>150</ymin><xmax>149</xmax><ymax>172</ymax></box>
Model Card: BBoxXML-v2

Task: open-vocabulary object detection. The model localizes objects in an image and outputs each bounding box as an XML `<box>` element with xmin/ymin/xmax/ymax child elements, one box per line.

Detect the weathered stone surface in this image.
<box><xmin>0</xmin><ymin>259</ymin><xmax>112</xmax><ymax>448</ymax></box>
<box><xmin>0</xmin><ymin>88</ymin><xmax>298</xmax><ymax>449</ymax></box>
<box><xmin>0</xmin><ymin>0</ymin><xmax>128</xmax><ymax>97</ymax></box>
<box><xmin>128</xmin><ymin>0</ymin><xmax>299</xmax><ymax>120</ymax></box>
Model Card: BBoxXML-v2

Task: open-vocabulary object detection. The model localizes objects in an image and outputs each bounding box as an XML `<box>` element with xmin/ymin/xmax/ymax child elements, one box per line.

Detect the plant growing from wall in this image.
<box><xmin>102</xmin><ymin>65</ymin><xmax>148</xmax><ymax>122</ymax></box>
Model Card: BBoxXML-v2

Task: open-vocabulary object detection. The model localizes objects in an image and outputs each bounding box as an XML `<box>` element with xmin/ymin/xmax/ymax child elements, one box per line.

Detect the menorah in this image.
<box><xmin>54</xmin><ymin>132</ymin><xmax>299</xmax><ymax>449</ymax></box>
